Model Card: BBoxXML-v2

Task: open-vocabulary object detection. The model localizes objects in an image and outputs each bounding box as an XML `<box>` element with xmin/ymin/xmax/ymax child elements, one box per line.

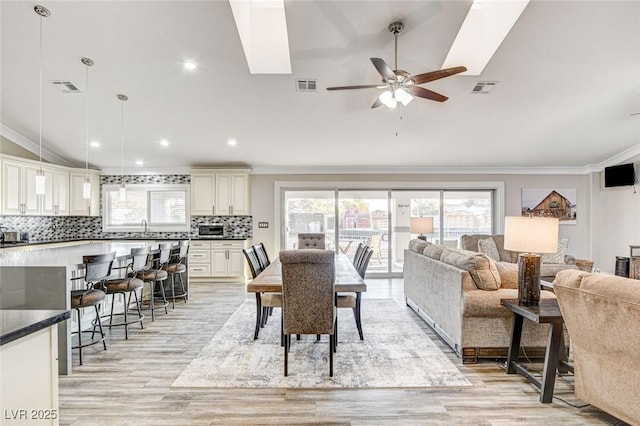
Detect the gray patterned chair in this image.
<box><xmin>280</xmin><ymin>249</ymin><xmax>336</xmax><ymax>377</ymax></box>
<box><xmin>297</xmin><ymin>233</ymin><xmax>326</xmax><ymax>249</ymax></box>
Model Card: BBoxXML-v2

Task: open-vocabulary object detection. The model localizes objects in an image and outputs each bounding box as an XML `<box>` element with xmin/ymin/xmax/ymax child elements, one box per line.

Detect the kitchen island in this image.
<box><xmin>0</xmin><ymin>240</ymin><xmax>186</xmax><ymax>375</ymax></box>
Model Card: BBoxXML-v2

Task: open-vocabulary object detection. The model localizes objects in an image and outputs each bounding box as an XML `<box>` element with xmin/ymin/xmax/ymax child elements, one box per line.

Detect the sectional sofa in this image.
<box><xmin>403</xmin><ymin>239</ymin><xmax>558</xmax><ymax>363</ymax></box>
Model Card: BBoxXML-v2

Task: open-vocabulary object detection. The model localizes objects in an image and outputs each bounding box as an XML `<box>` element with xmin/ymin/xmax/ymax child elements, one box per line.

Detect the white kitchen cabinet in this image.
<box><xmin>188</xmin><ymin>240</ymin><xmax>246</xmax><ymax>279</ymax></box>
<box><xmin>1</xmin><ymin>159</ymin><xmax>56</xmax><ymax>215</ymax></box>
<box><xmin>69</xmin><ymin>170</ymin><xmax>100</xmax><ymax>216</ymax></box>
<box><xmin>190</xmin><ymin>169</ymin><xmax>250</xmax><ymax>216</ymax></box>
<box><xmin>41</xmin><ymin>169</ymin><xmax>69</xmax><ymax>216</ymax></box>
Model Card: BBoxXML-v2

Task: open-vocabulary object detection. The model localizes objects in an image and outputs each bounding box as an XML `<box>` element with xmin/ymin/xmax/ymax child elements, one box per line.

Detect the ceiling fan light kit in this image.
<box><xmin>327</xmin><ymin>21</ymin><xmax>467</xmax><ymax>109</ymax></box>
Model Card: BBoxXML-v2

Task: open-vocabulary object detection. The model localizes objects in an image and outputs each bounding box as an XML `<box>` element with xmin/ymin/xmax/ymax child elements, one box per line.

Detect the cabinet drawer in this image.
<box><xmin>190</xmin><ymin>241</ymin><xmax>212</xmax><ymax>249</ymax></box>
<box><xmin>189</xmin><ymin>250</ymin><xmax>211</xmax><ymax>263</ymax></box>
<box><xmin>188</xmin><ymin>264</ymin><xmax>211</xmax><ymax>277</ymax></box>
<box><xmin>211</xmin><ymin>241</ymin><xmax>244</xmax><ymax>249</ymax></box>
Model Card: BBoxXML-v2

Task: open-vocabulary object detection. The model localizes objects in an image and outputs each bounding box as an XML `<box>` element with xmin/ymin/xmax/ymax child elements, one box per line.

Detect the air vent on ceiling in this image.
<box><xmin>471</xmin><ymin>81</ymin><xmax>497</xmax><ymax>94</ymax></box>
<box><xmin>296</xmin><ymin>79</ymin><xmax>317</xmax><ymax>92</ymax></box>
<box><xmin>51</xmin><ymin>80</ymin><xmax>81</xmax><ymax>93</ymax></box>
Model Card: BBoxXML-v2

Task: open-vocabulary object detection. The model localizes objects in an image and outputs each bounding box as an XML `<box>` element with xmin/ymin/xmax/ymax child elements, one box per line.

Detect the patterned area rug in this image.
<box><xmin>172</xmin><ymin>299</ymin><xmax>471</xmax><ymax>388</ymax></box>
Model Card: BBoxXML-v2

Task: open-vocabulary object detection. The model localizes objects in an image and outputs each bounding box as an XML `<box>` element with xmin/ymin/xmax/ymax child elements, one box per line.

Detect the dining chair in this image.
<box><xmin>254</xmin><ymin>242</ymin><xmax>271</xmax><ymax>270</ymax></box>
<box><xmin>280</xmin><ymin>249</ymin><xmax>336</xmax><ymax>377</ymax></box>
<box><xmin>297</xmin><ymin>233</ymin><xmax>326</xmax><ymax>249</ymax></box>
<box><xmin>352</xmin><ymin>242</ymin><xmax>365</xmax><ymax>268</ymax></box>
<box><xmin>243</xmin><ymin>247</ymin><xmax>281</xmax><ymax>329</ymax></box>
<box><xmin>102</xmin><ymin>247</ymin><xmax>147</xmax><ymax>339</ymax></box>
<box><xmin>71</xmin><ymin>251</ymin><xmax>115</xmax><ymax>365</ymax></box>
<box><xmin>336</xmin><ymin>247</ymin><xmax>372</xmax><ymax>342</ymax></box>
<box><xmin>367</xmin><ymin>234</ymin><xmax>382</xmax><ymax>264</ymax></box>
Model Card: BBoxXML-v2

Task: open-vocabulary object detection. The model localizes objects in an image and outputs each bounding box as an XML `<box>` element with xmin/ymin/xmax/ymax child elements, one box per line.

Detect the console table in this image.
<box><xmin>501</xmin><ymin>299</ymin><xmax>573</xmax><ymax>403</ymax></box>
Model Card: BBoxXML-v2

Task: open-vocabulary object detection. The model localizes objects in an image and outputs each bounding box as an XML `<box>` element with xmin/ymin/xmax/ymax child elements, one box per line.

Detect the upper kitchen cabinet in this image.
<box><xmin>69</xmin><ymin>169</ymin><xmax>100</xmax><ymax>216</ymax></box>
<box><xmin>1</xmin><ymin>157</ymin><xmax>69</xmax><ymax>216</ymax></box>
<box><xmin>190</xmin><ymin>169</ymin><xmax>250</xmax><ymax>216</ymax></box>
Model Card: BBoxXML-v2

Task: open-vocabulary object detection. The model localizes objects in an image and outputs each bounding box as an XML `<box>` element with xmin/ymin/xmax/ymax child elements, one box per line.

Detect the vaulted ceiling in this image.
<box><xmin>1</xmin><ymin>1</ymin><xmax>639</xmax><ymax>173</ymax></box>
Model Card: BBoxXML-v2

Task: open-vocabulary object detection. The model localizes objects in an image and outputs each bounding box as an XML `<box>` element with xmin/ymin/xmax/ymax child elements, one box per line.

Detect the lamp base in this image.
<box><xmin>517</xmin><ymin>253</ymin><xmax>541</xmax><ymax>306</ymax></box>
<box><xmin>417</xmin><ymin>235</ymin><xmax>426</xmax><ymax>241</ymax></box>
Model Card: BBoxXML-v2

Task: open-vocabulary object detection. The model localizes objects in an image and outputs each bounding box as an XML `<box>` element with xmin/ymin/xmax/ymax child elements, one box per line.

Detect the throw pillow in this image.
<box><xmin>441</xmin><ymin>250</ymin><xmax>501</xmax><ymax>290</ymax></box>
<box><xmin>408</xmin><ymin>239</ymin><xmax>430</xmax><ymax>254</ymax></box>
<box><xmin>541</xmin><ymin>238</ymin><xmax>569</xmax><ymax>264</ymax></box>
<box><xmin>478</xmin><ymin>238</ymin><xmax>501</xmax><ymax>262</ymax></box>
<box><xmin>495</xmin><ymin>261</ymin><xmax>519</xmax><ymax>289</ymax></box>
<box><xmin>423</xmin><ymin>244</ymin><xmax>445</xmax><ymax>260</ymax></box>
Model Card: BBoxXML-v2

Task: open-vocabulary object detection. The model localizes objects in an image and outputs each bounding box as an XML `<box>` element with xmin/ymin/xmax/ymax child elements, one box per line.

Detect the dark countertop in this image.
<box><xmin>0</xmin><ymin>237</ymin><xmax>249</xmax><ymax>249</ymax></box>
<box><xmin>0</xmin><ymin>309</ymin><xmax>71</xmax><ymax>346</ymax></box>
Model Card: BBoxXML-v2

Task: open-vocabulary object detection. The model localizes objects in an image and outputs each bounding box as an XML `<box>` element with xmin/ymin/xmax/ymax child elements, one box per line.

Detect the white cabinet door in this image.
<box><xmin>41</xmin><ymin>169</ymin><xmax>69</xmax><ymax>215</ymax></box>
<box><xmin>69</xmin><ymin>171</ymin><xmax>99</xmax><ymax>216</ymax></box>
<box><xmin>214</xmin><ymin>173</ymin><xmax>232</xmax><ymax>215</ymax></box>
<box><xmin>210</xmin><ymin>248</ymin><xmax>228</xmax><ymax>276</ymax></box>
<box><xmin>228</xmin><ymin>249</ymin><xmax>246</xmax><ymax>277</ymax></box>
<box><xmin>2</xmin><ymin>160</ymin><xmax>23</xmax><ymax>214</ymax></box>
<box><xmin>230</xmin><ymin>173</ymin><xmax>249</xmax><ymax>215</ymax></box>
<box><xmin>23</xmin><ymin>165</ymin><xmax>41</xmax><ymax>215</ymax></box>
<box><xmin>191</xmin><ymin>174</ymin><xmax>215</xmax><ymax>215</ymax></box>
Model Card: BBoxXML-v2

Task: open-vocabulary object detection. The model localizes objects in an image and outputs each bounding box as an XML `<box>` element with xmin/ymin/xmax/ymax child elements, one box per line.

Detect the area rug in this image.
<box><xmin>171</xmin><ymin>299</ymin><xmax>471</xmax><ymax>388</ymax></box>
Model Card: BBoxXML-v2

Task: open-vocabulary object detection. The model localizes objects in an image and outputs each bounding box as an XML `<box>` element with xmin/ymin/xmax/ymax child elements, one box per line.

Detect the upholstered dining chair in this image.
<box><xmin>336</xmin><ymin>247</ymin><xmax>372</xmax><ymax>342</ymax></box>
<box><xmin>280</xmin><ymin>249</ymin><xmax>336</xmax><ymax>377</ymax></box>
<box><xmin>297</xmin><ymin>233</ymin><xmax>326</xmax><ymax>249</ymax></box>
<box><xmin>71</xmin><ymin>251</ymin><xmax>115</xmax><ymax>365</ymax></box>
<box><xmin>102</xmin><ymin>247</ymin><xmax>147</xmax><ymax>339</ymax></box>
<box><xmin>243</xmin><ymin>247</ymin><xmax>281</xmax><ymax>329</ymax></box>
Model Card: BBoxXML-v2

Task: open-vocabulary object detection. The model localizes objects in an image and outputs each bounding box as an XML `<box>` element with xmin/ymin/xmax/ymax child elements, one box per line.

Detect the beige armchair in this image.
<box><xmin>554</xmin><ymin>269</ymin><xmax>640</xmax><ymax>425</ymax></box>
<box><xmin>280</xmin><ymin>249</ymin><xmax>336</xmax><ymax>377</ymax></box>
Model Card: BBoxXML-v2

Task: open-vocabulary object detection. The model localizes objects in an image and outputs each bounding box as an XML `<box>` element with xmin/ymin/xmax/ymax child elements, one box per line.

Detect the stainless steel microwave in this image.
<box><xmin>198</xmin><ymin>224</ymin><xmax>225</xmax><ymax>238</ymax></box>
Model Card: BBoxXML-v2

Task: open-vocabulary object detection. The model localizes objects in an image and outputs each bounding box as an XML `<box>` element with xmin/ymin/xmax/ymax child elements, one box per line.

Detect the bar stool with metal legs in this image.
<box><xmin>164</xmin><ymin>240</ymin><xmax>189</xmax><ymax>309</ymax></box>
<box><xmin>101</xmin><ymin>247</ymin><xmax>147</xmax><ymax>339</ymax></box>
<box><xmin>138</xmin><ymin>243</ymin><xmax>171</xmax><ymax>321</ymax></box>
<box><xmin>71</xmin><ymin>251</ymin><xmax>115</xmax><ymax>365</ymax></box>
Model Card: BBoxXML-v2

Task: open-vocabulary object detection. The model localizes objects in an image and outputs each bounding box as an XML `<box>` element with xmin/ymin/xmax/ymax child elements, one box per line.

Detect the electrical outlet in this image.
<box><xmin>258</xmin><ymin>222</ymin><xmax>269</xmax><ymax>229</ymax></box>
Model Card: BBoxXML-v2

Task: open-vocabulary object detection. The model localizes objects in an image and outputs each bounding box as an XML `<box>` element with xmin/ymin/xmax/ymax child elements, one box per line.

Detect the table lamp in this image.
<box><xmin>410</xmin><ymin>217</ymin><xmax>434</xmax><ymax>241</ymax></box>
<box><xmin>504</xmin><ymin>216</ymin><xmax>559</xmax><ymax>305</ymax></box>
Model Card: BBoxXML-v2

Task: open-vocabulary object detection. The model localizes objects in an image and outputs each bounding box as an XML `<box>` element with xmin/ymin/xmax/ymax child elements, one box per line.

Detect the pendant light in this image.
<box><xmin>34</xmin><ymin>5</ymin><xmax>50</xmax><ymax>196</ymax></box>
<box><xmin>117</xmin><ymin>94</ymin><xmax>128</xmax><ymax>201</ymax></box>
<box><xmin>81</xmin><ymin>57</ymin><xmax>94</xmax><ymax>199</ymax></box>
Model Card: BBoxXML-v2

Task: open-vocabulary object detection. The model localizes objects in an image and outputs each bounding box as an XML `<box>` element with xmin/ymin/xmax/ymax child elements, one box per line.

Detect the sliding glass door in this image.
<box><xmin>281</xmin><ymin>187</ymin><xmax>495</xmax><ymax>277</ymax></box>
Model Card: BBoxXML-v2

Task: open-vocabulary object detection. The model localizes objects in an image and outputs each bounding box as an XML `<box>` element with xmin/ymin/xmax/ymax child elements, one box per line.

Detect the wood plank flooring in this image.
<box><xmin>58</xmin><ymin>279</ymin><xmax>627</xmax><ymax>425</ymax></box>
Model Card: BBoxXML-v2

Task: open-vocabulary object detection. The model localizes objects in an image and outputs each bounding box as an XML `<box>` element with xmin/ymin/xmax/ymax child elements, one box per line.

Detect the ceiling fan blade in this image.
<box><xmin>370</xmin><ymin>58</ymin><xmax>396</xmax><ymax>81</ymax></box>
<box><xmin>326</xmin><ymin>85</ymin><xmax>380</xmax><ymax>91</ymax></box>
<box><xmin>631</xmin><ymin>112</ymin><xmax>640</xmax><ymax>116</ymax></box>
<box><xmin>411</xmin><ymin>86</ymin><xmax>448</xmax><ymax>102</ymax></box>
<box><xmin>371</xmin><ymin>97</ymin><xmax>383</xmax><ymax>109</ymax></box>
<box><xmin>412</xmin><ymin>66</ymin><xmax>467</xmax><ymax>84</ymax></box>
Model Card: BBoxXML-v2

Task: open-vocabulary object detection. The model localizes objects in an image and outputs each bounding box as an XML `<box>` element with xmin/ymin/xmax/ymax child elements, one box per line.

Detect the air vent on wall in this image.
<box><xmin>51</xmin><ymin>80</ymin><xmax>81</xmax><ymax>93</ymax></box>
<box><xmin>296</xmin><ymin>79</ymin><xmax>317</xmax><ymax>92</ymax></box>
<box><xmin>471</xmin><ymin>81</ymin><xmax>497</xmax><ymax>94</ymax></box>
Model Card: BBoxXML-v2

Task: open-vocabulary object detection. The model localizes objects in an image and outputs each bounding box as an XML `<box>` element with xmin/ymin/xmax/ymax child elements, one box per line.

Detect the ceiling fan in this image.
<box><xmin>327</xmin><ymin>21</ymin><xmax>467</xmax><ymax>109</ymax></box>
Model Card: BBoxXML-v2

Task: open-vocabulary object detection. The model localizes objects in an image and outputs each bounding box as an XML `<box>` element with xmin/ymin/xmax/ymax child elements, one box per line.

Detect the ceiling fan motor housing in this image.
<box><xmin>388</xmin><ymin>21</ymin><xmax>404</xmax><ymax>35</ymax></box>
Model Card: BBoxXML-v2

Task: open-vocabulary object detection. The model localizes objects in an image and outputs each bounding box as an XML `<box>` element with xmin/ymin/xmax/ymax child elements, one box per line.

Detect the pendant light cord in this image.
<box><xmin>84</xmin><ymin>63</ymin><xmax>89</xmax><ymax>179</ymax></box>
<box><xmin>38</xmin><ymin>13</ymin><xmax>43</xmax><ymax>170</ymax></box>
<box><xmin>121</xmin><ymin>99</ymin><xmax>124</xmax><ymax>186</ymax></box>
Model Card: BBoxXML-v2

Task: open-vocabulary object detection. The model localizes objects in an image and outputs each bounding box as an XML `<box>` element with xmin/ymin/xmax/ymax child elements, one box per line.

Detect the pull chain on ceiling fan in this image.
<box><xmin>327</xmin><ymin>21</ymin><xmax>467</xmax><ymax>109</ymax></box>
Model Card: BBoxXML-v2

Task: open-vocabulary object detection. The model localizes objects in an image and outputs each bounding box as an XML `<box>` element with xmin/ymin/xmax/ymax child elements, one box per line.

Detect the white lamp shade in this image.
<box><xmin>410</xmin><ymin>216</ymin><xmax>434</xmax><ymax>235</ymax></box>
<box><xmin>82</xmin><ymin>181</ymin><xmax>91</xmax><ymax>199</ymax></box>
<box><xmin>504</xmin><ymin>216</ymin><xmax>559</xmax><ymax>253</ymax></box>
<box><xmin>35</xmin><ymin>171</ymin><xmax>46</xmax><ymax>195</ymax></box>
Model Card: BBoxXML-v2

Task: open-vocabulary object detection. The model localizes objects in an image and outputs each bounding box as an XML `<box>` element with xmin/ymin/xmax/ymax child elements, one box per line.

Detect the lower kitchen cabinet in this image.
<box><xmin>188</xmin><ymin>240</ymin><xmax>246</xmax><ymax>280</ymax></box>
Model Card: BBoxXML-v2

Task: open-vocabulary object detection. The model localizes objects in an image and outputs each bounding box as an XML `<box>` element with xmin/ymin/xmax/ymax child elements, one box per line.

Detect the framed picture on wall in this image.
<box><xmin>521</xmin><ymin>188</ymin><xmax>577</xmax><ymax>225</ymax></box>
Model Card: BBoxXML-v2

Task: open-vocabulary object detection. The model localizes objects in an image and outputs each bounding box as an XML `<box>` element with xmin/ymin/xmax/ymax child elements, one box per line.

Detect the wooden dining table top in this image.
<box><xmin>246</xmin><ymin>255</ymin><xmax>367</xmax><ymax>293</ymax></box>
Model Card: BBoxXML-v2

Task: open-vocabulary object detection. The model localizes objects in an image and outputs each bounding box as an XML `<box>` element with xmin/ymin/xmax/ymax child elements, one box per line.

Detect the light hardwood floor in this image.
<box><xmin>59</xmin><ymin>278</ymin><xmax>626</xmax><ymax>425</ymax></box>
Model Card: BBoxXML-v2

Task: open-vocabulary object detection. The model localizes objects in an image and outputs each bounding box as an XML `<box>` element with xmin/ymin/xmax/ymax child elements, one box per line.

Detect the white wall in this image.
<box><xmin>249</xmin><ymin>172</ymin><xmax>591</xmax><ymax>263</ymax></box>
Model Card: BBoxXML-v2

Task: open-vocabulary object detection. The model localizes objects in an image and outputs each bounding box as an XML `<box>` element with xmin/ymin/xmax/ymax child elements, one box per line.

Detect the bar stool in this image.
<box><xmin>164</xmin><ymin>240</ymin><xmax>189</xmax><ymax>309</ymax></box>
<box><xmin>71</xmin><ymin>251</ymin><xmax>115</xmax><ymax>365</ymax></box>
<box><xmin>102</xmin><ymin>247</ymin><xmax>147</xmax><ymax>339</ymax></box>
<box><xmin>138</xmin><ymin>243</ymin><xmax>171</xmax><ymax>321</ymax></box>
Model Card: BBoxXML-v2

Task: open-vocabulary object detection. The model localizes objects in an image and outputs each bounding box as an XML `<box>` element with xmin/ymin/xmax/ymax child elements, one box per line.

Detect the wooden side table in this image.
<box><xmin>501</xmin><ymin>299</ymin><xmax>573</xmax><ymax>403</ymax></box>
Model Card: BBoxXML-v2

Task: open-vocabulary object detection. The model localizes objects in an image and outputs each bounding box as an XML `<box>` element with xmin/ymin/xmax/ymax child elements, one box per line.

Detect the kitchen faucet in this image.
<box><xmin>141</xmin><ymin>219</ymin><xmax>148</xmax><ymax>234</ymax></box>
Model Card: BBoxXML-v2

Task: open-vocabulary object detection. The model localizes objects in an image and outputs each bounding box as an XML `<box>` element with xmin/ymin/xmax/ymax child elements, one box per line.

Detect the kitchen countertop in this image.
<box><xmin>0</xmin><ymin>309</ymin><xmax>71</xmax><ymax>346</ymax></box>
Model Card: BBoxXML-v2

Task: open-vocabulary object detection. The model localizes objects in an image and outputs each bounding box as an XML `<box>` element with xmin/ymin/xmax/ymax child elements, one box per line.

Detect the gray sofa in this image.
<box><xmin>403</xmin><ymin>239</ymin><xmax>558</xmax><ymax>363</ymax></box>
<box><xmin>460</xmin><ymin>234</ymin><xmax>578</xmax><ymax>281</ymax></box>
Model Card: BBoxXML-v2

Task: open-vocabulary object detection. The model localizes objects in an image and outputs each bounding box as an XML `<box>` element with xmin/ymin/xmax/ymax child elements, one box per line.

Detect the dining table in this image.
<box><xmin>246</xmin><ymin>254</ymin><xmax>367</xmax><ymax>339</ymax></box>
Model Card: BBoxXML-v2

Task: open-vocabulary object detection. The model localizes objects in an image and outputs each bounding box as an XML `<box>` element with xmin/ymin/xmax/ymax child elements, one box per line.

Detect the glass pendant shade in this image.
<box><xmin>35</xmin><ymin>170</ymin><xmax>46</xmax><ymax>195</ymax></box>
<box><xmin>119</xmin><ymin>185</ymin><xmax>126</xmax><ymax>202</ymax></box>
<box><xmin>82</xmin><ymin>179</ymin><xmax>91</xmax><ymax>199</ymax></box>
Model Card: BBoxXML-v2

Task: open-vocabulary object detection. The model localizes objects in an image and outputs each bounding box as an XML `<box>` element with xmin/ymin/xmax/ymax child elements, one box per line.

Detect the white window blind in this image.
<box><xmin>149</xmin><ymin>190</ymin><xmax>186</xmax><ymax>224</ymax></box>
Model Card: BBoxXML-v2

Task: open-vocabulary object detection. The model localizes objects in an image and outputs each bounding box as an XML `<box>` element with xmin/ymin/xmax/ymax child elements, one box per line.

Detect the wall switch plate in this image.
<box><xmin>258</xmin><ymin>222</ymin><xmax>269</xmax><ymax>228</ymax></box>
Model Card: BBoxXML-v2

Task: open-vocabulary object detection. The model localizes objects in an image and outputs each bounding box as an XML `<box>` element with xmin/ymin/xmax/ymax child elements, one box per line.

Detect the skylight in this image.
<box><xmin>442</xmin><ymin>0</ymin><xmax>530</xmax><ymax>76</ymax></box>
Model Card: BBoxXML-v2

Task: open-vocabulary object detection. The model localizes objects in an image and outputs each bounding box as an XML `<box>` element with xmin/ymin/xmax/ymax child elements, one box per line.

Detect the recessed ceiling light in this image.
<box><xmin>183</xmin><ymin>60</ymin><xmax>197</xmax><ymax>71</ymax></box>
<box><xmin>135</xmin><ymin>160</ymin><xmax>144</xmax><ymax>166</ymax></box>
<box><xmin>227</xmin><ymin>139</ymin><xmax>238</xmax><ymax>147</ymax></box>
<box><xmin>160</xmin><ymin>139</ymin><xmax>170</xmax><ymax>147</ymax></box>
<box><xmin>90</xmin><ymin>140</ymin><xmax>100</xmax><ymax>148</ymax></box>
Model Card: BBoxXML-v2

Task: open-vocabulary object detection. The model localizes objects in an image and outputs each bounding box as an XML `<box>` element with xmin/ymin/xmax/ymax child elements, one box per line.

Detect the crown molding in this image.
<box><xmin>1</xmin><ymin>124</ymin><xmax>76</xmax><ymax>167</ymax></box>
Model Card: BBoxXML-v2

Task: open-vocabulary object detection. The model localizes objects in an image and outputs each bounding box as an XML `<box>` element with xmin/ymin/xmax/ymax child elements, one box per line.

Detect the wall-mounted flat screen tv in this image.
<box><xmin>604</xmin><ymin>163</ymin><xmax>636</xmax><ymax>187</ymax></box>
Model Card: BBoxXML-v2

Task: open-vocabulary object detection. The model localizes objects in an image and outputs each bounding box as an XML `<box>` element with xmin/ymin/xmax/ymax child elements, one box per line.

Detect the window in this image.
<box><xmin>102</xmin><ymin>184</ymin><xmax>190</xmax><ymax>232</ymax></box>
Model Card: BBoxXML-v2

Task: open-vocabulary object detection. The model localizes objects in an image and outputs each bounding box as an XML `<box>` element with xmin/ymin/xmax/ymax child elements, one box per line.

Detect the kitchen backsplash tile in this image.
<box><xmin>0</xmin><ymin>174</ymin><xmax>252</xmax><ymax>242</ymax></box>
